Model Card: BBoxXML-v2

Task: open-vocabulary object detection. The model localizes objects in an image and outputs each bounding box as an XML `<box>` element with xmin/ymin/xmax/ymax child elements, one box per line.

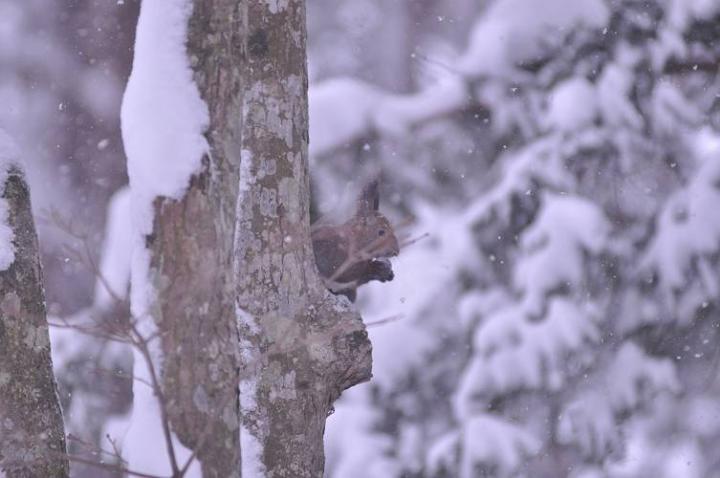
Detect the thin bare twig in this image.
<box><xmin>128</xmin><ymin>321</ymin><xmax>181</xmax><ymax>476</ymax></box>
<box><xmin>105</xmin><ymin>434</ymin><xmax>126</xmax><ymax>464</ymax></box>
<box><xmin>45</xmin><ymin>212</ymin><xmax>185</xmax><ymax>477</ymax></box>
<box><xmin>65</xmin><ymin>453</ymin><xmax>166</xmax><ymax>478</ymax></box>
<box><xmin>67</xmin><ymin>433</ymin><xmax>120</xmax><ymax>460</ymax></box>
<box><xmin>49</xmin><ymin>318</ymin><xmax>131</xmax><ymax>344</ymax></box>
<box><xmin>366</xmin><ymin>314</ymin><xmax>405</xmax><ymax>328</ymax></box>
<box><xmin>327</xmin><ymin>233</ymin><xmax>394</xmax><ymax>284</ymax></box>
<box><xmin>399</xmin><ymin>232</ymin><xmax>429</xmax><ymax>249</ymax></box>
<box><xmin>83</xmin><ymin>364</ymin><xmax>154</xmax><ymax>390</ymax></box>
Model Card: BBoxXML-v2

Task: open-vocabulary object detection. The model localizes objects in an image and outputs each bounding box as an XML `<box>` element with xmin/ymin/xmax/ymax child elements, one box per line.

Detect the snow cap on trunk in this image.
<box><xmin>121</xmin><ymin>0</ymin><xmax>209</xmax><ymax>317</ymax></box>
<box><xmin>119</xmin><ymin>1</ymin><xmax>208</xmax><ymax>474</ymax></box>
<box><xmin>122</xmin><ymin>0</ymin><xmax>209</xmax><ymax>234</ymax></box>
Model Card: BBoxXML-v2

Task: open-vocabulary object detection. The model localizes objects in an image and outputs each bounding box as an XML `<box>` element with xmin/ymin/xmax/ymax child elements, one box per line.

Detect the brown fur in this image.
<box><xmin>311</xmin><ymin>180</ymin><xmax>399</xmax><ymax>302</ymax></box>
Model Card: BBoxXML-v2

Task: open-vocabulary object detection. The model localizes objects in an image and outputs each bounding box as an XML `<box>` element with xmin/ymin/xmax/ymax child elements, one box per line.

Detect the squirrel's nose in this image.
<box><xmin>390</xmin><ymin>240</ymin><xmax>400</xmax><ymax>256</ymax></box>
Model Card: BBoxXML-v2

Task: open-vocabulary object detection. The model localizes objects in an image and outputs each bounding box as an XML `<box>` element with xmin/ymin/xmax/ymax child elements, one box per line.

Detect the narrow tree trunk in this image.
<box><xmin>0</xmin><ymin>162</ymin><xmax>68</xmax><ymax>477</ymax></box>
<box><xmin>233</xmin><ymin>1</ymin><xmax>372</xmax><ymax>476</ymax></box>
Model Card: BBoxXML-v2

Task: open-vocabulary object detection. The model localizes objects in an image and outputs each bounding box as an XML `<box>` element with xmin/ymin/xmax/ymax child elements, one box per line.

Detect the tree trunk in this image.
<box><xmin>140</xmin><ymin>0</ymin><xmax>371</xmax><ymax>476</ymax></box>
<box><xmin>143</xmin><ymin>3</ymin><xmax>244</xmax><ymax>476</ymax></box>
<box><xmin>232</xmin><ymin>1</ymin><xmax>372</xmax><ymax>475</ymax></box>
<box><xmin>0</xmin><ymin>162</ymin><xmax>68</xmax><ymax>477</ymax></box>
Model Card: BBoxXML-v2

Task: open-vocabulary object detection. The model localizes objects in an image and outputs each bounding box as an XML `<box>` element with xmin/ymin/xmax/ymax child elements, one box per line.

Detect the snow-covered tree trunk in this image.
<box><xmin>123</xmin><ymin>0</ymin><xmax>371</xmax><ymax>476</ymax></box>
<box><xmin>132</xmin><ymin>4</ymin><xmax>244</xmax><ymax>477</ymax></box>
<box><xmin>0</xmin><ymin>154</ymin><xmax>68</xmax><ymax>477</ymax></box>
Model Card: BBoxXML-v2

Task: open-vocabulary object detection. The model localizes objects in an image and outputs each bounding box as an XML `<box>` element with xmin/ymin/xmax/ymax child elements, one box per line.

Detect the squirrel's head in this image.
<box><xmin>347</xmin><ymin>179</ymin><xmax>400</xmax><ymax>260</ymax></box>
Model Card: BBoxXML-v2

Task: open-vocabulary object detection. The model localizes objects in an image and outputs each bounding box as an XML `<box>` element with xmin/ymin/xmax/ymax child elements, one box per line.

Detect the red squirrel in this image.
<box><xmin>311</xmin><ymin>180</ymin><xmax>399</xmax><ymax>302</ymax></box>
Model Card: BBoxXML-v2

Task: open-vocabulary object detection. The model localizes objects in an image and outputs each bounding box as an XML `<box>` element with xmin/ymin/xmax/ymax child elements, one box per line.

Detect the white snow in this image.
<box><xmin>426</xmin><ymin>430</ymin><xmax>459</xmax><ymax>476</ymax></box>
<box><xmin>667</xmin><ymin>0</ymin><xmax>720</xmax><ymax>29</ymax></box>
<box><xmin>239</xmin><ymin>378</ymin><xmax>266</xmax><ymax>478</ymax></box>
<box><xmin>651</xmin><ymin>81</ymin><xmax>701</xmax><ymax>134</ymax></box>
<box><xmin>121</xmin><ymin>347</ymin><xmax>201</xmax><ymax>477</ymax></box>
<box><xmin>360</xmin><ymin>203</ymin><xmax>479</xmax><ymax>387</ymax></box>
<box><xmin>309</xmin><ymin>78</ymin><xmax>384</xmax><ymax>158</ymax></box>
<box><xmin>457</xmin><ymin>0</ymin><xmax>609</xmax><ymax>77</ymax></box>
<box><xmin>608</xmin><ymin>429</ymin><xmax>705</xmax><ymax>478</ymax></box>
<box><xmin>0</xmin><ymin>197</ymin><xmax>12</xmax><ymax>271</ymax></box>
<box><xmin>121</xmin><ymin>0</ymin><xmax>209</xmax><ymax>317</ymax></box>
<box><xmin>325</xmin><ymin>388</ymin><xmax>399</xmax><ymax>478</ymax></box>
<box><xmin>0</xmin><ymin>128</ymin><xmax>20</xmax><ymax>271</ymax></box>
<box><xmin>474</xmin><ymin>299</ymin><xmax>598</xmax><ymax>359</ymax></box>
<box><xmin>94</xmin><ymin>187</ymin><xmax>132</xmax><ymax>306</ymax></box>
<box><xmin>607</xmin><ymin>342</ymin><xmax>680</xmax><ymax>411</ymax></box>
<box><xmin>545</xmin><ymin>77</ymin><xmax>597</xmax><ymax>133</ymax></box>
<box><xmin>686</xmin><ymin>396</ymin><xmax>720</xmax><ymax>438</ymax></box>
<box><xmin>464</xmin><ymin>137</ymin><xmax>577</xmax><ymax>224</ymax></box>
<box><xmin>122</xmin><ymin>0</ymin><xmax>208</xmax><ymax>211</ymax></box>
<box><xmin>641</xmin><ymin>129</ymin><xmax>720</xmax><ymax>299</ymax></box>
<box><xmin>455</xmin><ymin>298</ymin><xmax>598</xmax><ymax>416</ymax></box>
<box><xmin>309</xmin><ymin>76</ymin><xmax>467</xmax><ymax>158</ymax></box>
<box><xmin>558</xmin><ymin>394</ymin><xmax>618</xmax><ymax>459</ymax></box>
<box><xmin>374</xmin><ymin>77</ymin><xmax>467</xmax><ymax>136</ymax></box>
<box><xmin>559</xmin><ymin>342</ymin><xmax>679</xmax><ymax>459</ymax></box>
<box><xmin>516</xmin><ymin>193</ymin><xmax>610</xmax><ymax>314</ymax></box>
<box><xmin>119</xmin><ymin>0</ymin><xmax>208</xmax><ymax>473</ymax></box>
<box><xmin>457</xmin><ymin>289</ymin><xmax>510</xmax><ymax>328</ymax></box>
<box><xmin>596</xmin><ymin>63</ymin><xmax>643</xmax><ymax>129</ymax></box>
<box><xmin>236</xmin><ymin>306</ymin><xmax>266</xmax><ymax>477</ymax></box>
<box><xmin>459</xmin><ymin>413</ymin><xmax>540</xmax><ymax>478</ymax></box>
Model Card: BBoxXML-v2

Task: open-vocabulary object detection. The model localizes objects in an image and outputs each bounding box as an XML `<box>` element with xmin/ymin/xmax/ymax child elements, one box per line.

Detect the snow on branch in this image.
<box><xmin>516</xmin><ymin>193</ymin><xmax>610</xmax><ymax>313</ymax></box>
<box><xmin>559</xmin><ymin>393</ymin><xmax>618</xmax><ymax>460</ymax></box>
<box><xmin>307</xmin><ymin>0</ymin><xmax>615</xmax><ymax>160</ymax></box>
<box><xmin>309</xmin><ymin>76</ymin><xmax>466</xmax><ymax>158</ymax></box>
<box><xmin>462</xmin><ymin>135</ymin><xmax>599</xmax><ymax>226</ymax></box>
<box><xmin>650</xmin><ymin>80</ymin><xmax>702</xmax><ymax>134</ymax></box>
<box><xmin>666</xmin><ymin>0</ymin><xmax>720</xmax><ymax>30</ymax></box>
<box><xmin>606</xmin><ymin>342</ymin><xmax>680</xmax><ymax>410</ymax></box>
<box><xmin>596</xmin><ymin>63</ymin><xmax>644</xmax><ymax>130</ymax></box>
<box><xmin>455</xmin><ymin>298</ymin><xmax>599</xmax><ymax>416</ymax></box>
<box><xmin>545</xmin><ymin>77</ymin><xmax>598</xmax><ymax>133</ymax></box>
<box><xmin>640</xmin><ymin>130</ymin><xmax>720</xmax><ymax>300</ymax></box>
<box><xmin>308</xmin><ymin>0</ymin><xmax>716</xmax><ymax>171</ymax></box>
<box><xmin>558</xmin><ymin>342</ymin><xmax>680</xmax><ymax>459</ymax></box>
<box><xmin>427</xmin><ymin>414</ymin><xmax>540</xmax><ymax>478</ymax></box>
<box><xmin>460</xmin><ymin>414</ymin><xmax>540</xmax><ymax>477</ymax></box>
<box><xmin>457</xmin><ymin>0</ymin><xmax>609</xmax><ymax>78</ymax></box>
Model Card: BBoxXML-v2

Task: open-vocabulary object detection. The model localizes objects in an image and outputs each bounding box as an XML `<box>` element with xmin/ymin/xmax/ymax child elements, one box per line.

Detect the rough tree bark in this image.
<box><xmin>0</xmin><ymin>161</ymin><xmax>68</xmax><ymax>477</ymax></box>
<box><xmin>233</xmin><ymin>1</ymin><xmax>372</xmax><ymax>476</ymax></box>
<box><xmin>140</xmin><ymin>0</ymin><xmax>372</xmax><ymax>476</ymax></box>
<box><xmin>143</xmin><ymin>2</ymin><xmax>244</xmax><ymax>476</ymax></box>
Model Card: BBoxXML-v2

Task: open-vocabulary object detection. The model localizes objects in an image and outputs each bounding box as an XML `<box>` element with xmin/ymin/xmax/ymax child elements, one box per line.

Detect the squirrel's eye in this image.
<box><xmin>378</xmin><ymin>229</ymin><xmax>385</xmax><ymax>236</ymax></box>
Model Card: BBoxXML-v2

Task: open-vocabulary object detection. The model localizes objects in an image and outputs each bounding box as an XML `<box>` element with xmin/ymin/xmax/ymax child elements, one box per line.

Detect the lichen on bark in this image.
<box><xmin>233</xmin><ymin>1</ymin><xmax>372</xmax><ymax>476</ymax></box>
<box><xmin>0</xmin><ymin>168</ymin><xmax>69</xmax><ymax>478</ymax></box>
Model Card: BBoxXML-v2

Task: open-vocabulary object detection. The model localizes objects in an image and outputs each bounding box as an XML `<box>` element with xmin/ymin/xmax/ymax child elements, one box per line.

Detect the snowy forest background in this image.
<box><xmin>3</xmin><ymin>0</ymin><xmax>720</xmax><ymax>476</ymax></box>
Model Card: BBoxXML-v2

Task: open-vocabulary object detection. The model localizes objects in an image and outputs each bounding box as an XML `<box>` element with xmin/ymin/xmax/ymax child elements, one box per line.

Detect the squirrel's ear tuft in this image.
<box><xmin>357</xmin><ymin>179</ymin><xmax>380</xmax><ymax>214</ymax></box>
